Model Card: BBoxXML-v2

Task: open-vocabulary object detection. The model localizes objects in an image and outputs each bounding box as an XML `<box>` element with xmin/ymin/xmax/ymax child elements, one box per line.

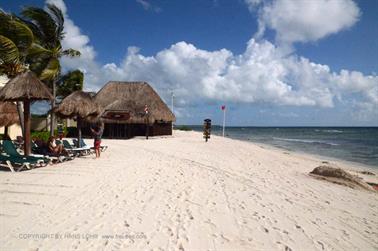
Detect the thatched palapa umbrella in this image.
<box><xmin>0</xmin><ymin>101</ymin><xmax>19</xmax><ymax>137</ymax></box>
<box><xmin>0</xmin><ymin>101</ymin><xmax>19</xmax><ymax>127</ymax></box>
<box><xmin>53</xmin><ymin>91</ymin><xmax>102</xmax><ymax>147</ymax></box>
<box><xmin>0</xmin><ymin>71</ymin><xmax>53</xmax><ymax>155</ymax></box>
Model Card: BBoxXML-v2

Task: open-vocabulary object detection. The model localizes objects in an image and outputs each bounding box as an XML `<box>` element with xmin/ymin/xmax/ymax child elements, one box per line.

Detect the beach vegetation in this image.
<box><xmin>21</xmin><ymin>4</ymin><xmax>81</xmax><ymax>136</ymax></box>
<box><xmin>57</xmin><ymin>70</ymin><xmax>84</xmax><ymax>99</ymax></box>
<box><xmin>175</xmin><ymin>125</ymin><xmax>192</xmax><ymax>131</ymax></box>
<box><xmin>1</xmin><ymin>4</ymin><xmax>83</xmax><ymax>139</ymax></box>
<box><xmin>0</xmin><ymin>10</ymin><xmax>45</xmax><ymax>135</ymax></box>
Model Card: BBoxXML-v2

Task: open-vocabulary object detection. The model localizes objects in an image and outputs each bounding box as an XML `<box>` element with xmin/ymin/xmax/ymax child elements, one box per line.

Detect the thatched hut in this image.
<box><xmin>93</xmin><ymin>81</ymin><xmax>175</xmax><ymax>138</ymax></box>
<box><xmin>53</xmin><ymin>91</ymin><xmax>102</xmax><ymax>146</ymax></box>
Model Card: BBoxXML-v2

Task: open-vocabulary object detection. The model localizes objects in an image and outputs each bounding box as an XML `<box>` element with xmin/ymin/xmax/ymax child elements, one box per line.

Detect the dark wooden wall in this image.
<box><xmin>82</xmin><ymin>122</ymin><xmax>172</xmax><ymax>139</ymax></box>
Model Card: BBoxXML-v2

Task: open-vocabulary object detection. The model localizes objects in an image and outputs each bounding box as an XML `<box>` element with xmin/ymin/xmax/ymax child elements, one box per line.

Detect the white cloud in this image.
<box><xmin>245</xmin><ymin>0</ymin><xmax>263</xmax><ymax>11</ymax></box>
<box><xmin>136</xmin><ymin>0</ymin><xmax>162</xmax><ymax>13</ymax></box>
<box><xmin>46</xmin><ymin>0</ymin><xmax>377</xmax><ymax>123</ymax></box>
<box><xmin>46</xmin><ymin>0</ymin><xmax>98</xmax><ymax>74</ymax></box>
<box><xmin>248</xmin><ymin>0</ymin><xmax>360</xmax><ymax>45</ymax></box>
<box><xmin>65</xmin><ymin>37</ymin><xmax>377</xmax><ymax>112</ymax></box>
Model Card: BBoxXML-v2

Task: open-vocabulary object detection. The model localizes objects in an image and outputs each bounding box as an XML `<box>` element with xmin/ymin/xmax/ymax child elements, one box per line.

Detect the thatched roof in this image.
<box><xmin>0</xmin><ymin>71</ymin><xmax>53</xmax><ymax>101</ymax></box>
<box><xmin>95</xmin><ymin>81</ymin><xmax>175</xmax><ymax>124</ymax></box>
<box><xmin>0</xmin><ymin>101</ymin><xmax>19</xmax><ymax>127</ymax></box>
<box><xmin>53</xmin><ymin>91</ymin><xmax>102</xmax><ymax>119</ymax></box>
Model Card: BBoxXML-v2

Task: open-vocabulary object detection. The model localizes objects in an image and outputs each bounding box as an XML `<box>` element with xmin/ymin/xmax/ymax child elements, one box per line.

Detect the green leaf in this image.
<box><xmin>57</xmin><ymin>70</ymin><xmax>84</xmax><ymax>98</ymax></box>
<box><xmin>0</xmin><ymin>11</ymin><xmax>34</xmax><ymax>55</ymax></box>
<box><xmin>40</xmin><ymin>57</ymin><xmax>60</xmax><ymax>80</ymax></box>
<box><xmin>46</xmin><ymin>4</ymin><xmax>65</xmax><ymax>41</ymax></box>
<box><xmin>21</xmin><ymin>6</ymin><xmax>58</xmax><ymax>49</ymax></box>
<box><xmin>62</xmin><ymin>48</ymin><xmax>81</xmax><ymax>57</ymax></box>
<box><xmin>0</xmin><ymin>35</ymin><xmax>20</xmax><ymax>64</ymax></box>
<box><xmin>27</xmin><ymin>43</ymin><xmax>52</xmax><ymax>57</ymax></box>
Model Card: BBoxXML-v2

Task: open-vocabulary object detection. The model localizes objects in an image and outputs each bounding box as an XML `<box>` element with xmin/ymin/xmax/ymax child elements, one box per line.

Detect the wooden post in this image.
<box><xmin>146</xmin><ymin>116</ymin><xmax>149</xmax><ymax>140</ymax></box>
<box><xmin>23</xmin><ymin>99</ymin><xmax>31</xmax><ymax>156</ymax></box>
<box><xmin>77</xmin><ymin>116</ymin><xmax>82</xmax><ymax>148</ymax></box>
<box><xmin>50</xmin><ymin>78</ymin><xmax>56</xmax><ymax>136</ymax></box>
<box><xmin>16</xmin><ymin>101</ymin><xmax>24</xmax><ymax>137</ymax></box>
<box><xmin>222</xmin><ymin>106</ymin><xmax>226</xmax><ymax>137</ymax></box>
<box><xmin>4</xmin><ymin>126</ymin><xmax>9</xmax><ymax>138</ymax></box>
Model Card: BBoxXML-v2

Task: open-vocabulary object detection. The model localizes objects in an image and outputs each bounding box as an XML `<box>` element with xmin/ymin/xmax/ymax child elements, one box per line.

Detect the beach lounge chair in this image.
<box><xmin>0</xmin><ymin>154</ymin><xmax>37</xmax><ymax>172</ymax></box>
<box><xmin>31</xmin><ymin>140</ymin><xmax>65</xmax><ymax>163</ymax></box>
<box><xmin>2</xmin><ymin>140</ymin><xmax>50</xmax><ymax>166</ymax></box>
<box><xmin>62</xmin><ymin>140</ymin><xmax>91</xmax><ymax>156</ymax></box>
<box><xmin>74</xmin><ymin>139</ymin><xmax>108</xmax><ymax>152</ymax></box>
<box><xmin>13</xmin><ymin>136</ymin><xmax>24</xmax><ymax>149</ymax></box>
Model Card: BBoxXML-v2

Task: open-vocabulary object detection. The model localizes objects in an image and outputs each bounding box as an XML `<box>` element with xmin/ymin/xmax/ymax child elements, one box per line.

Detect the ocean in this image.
<box><xmin>189</xmin><ymin>126</ymin><xmax>378</xmax><ymax>168</ymax></box>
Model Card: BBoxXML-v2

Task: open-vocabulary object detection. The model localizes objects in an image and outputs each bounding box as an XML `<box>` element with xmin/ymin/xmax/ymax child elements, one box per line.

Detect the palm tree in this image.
<box><xmin>0</xmin><ymin>10</ymin><xmax>39</xmax><ymax>134</ymax></box>
<box><xmin>21</xmin><ymin>4</ymin><xmax>81</xmax><ymax>136</ymax></box>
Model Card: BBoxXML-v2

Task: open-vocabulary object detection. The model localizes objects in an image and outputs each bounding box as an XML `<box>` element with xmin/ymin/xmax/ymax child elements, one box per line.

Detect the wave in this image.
<box><xmin>273</xmin><ymin>137</ymin><xmax>339</xmax><ymax>146</ymax></box>
<box><xmin>314</xmin><ymin>129</ymin><xmax>343</xmax><ymax>133</ymax></box>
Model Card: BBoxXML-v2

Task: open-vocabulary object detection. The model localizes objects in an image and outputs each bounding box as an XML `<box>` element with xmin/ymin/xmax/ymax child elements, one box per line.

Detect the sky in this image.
<box><xmin>1</xmin><ymin>0</ymin><xmax>377</xmax><ymax>126</ymax></box>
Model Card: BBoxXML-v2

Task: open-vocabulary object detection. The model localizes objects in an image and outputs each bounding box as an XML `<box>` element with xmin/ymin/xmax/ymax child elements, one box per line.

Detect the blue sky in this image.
<box><xmin>1</xmin><ymin>0</ymin><xmax>378</xmax><ymax>126</ymax></box>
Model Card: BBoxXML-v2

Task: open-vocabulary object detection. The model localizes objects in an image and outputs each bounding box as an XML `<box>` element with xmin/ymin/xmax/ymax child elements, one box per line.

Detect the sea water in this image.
<box><xmin>189</xmin><ymin>126</ymin><xmax>378</xmax><ymax>168</ymax></box>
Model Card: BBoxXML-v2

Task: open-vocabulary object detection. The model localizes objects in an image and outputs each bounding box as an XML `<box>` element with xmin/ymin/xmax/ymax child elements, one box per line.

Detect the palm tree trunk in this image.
<box><xmin>50</xmin><ymin>79</ymin><xmax>56</xmax><ymax>136</ymax></box>
<box><xmin>16</xmin><ymin>101</ymin><xmax>24</xmax><ymax>137</ymax></box>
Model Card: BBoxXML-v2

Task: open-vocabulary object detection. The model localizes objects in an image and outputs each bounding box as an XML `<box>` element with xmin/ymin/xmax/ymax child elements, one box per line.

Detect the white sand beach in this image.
<box><xmin>0</xmin><ymin>130</ymin><xmax>377</xmax><ymax>251</ymax></box>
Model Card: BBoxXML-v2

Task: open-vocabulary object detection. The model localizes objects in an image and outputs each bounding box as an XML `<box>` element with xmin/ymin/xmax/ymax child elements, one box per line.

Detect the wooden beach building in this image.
<box><xmin>93</xmin><ymin>81</ymin><xmax>175</xmax><ymax>139</ymax></box>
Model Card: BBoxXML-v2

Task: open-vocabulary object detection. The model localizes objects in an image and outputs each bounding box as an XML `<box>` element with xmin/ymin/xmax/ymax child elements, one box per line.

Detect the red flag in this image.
<box><xmin>221</xmin><ymin>105</ymin><xmax>226</xmax><ymax>110</ymax></box>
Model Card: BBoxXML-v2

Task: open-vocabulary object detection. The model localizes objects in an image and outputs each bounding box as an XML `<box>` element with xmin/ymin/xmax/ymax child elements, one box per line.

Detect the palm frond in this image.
<box><xmin>40</xmin><ymin>57</ymin><xmax>60</xmax><ymax>80</ymax></box>
<box><xmin>27</xmin><ymin>43</ymin><xmax>52</xmax><ymax>57</ymax></box>
<box><xmin>15</xmin><ymin>16</ymin><xmax>44</xmax><ymax>44</ymax></box>
<box><xmin>26</xmin><ymin>52</ymin><xmax>50</xmax><ymax>76</ymax></box>
<box><xmin>62</xmin><ymin>48</ymin><xmax>81</xmax><ymax>57</ymax></box>
<box><xmin>0</xmin><ymin>12</ymin><xmax>34</xmax><ymax>55</ymax></box>
<box><xmin>46</xmin><ymin>4</ymin><xmax>65</xmax><ymax>41</ymax></box>
<box><xmin>21</xmin><ymin>6</ymin><xmax>57</xmax><ymax>48</ymax></box>
<box><xmin>0</xmin><ymin>35</ymin><xmax>20</xmax><ymax>64</ymax></box>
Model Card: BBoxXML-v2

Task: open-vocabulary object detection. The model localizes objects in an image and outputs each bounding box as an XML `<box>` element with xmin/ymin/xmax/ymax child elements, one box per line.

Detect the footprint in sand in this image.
<box><xmin>178</xmin><ymin>242</ymin><xmax>185</xmax><ymax>251</ymax></box>
<box><xmin>186</xmin><ymin>209</ymin><xmax>194</xmax><ymax>220</ymax></box>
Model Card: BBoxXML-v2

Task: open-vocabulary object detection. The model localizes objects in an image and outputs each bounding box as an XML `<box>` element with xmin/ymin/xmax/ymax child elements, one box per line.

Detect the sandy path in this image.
<box><xmin>0</xmin><ymin>131</ymin><xmax>377</xmax><ymax>251</ymax></box>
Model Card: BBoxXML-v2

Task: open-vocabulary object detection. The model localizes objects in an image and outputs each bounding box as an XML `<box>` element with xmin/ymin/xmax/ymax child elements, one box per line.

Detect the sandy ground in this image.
<box><xmin>0</xmin><ymin>130</ymin><xmax>377</xmax><ymax>251</ymax></box>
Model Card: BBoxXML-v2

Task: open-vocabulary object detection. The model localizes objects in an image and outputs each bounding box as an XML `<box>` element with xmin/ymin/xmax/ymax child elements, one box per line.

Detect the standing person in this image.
<box><xmin>91</xmin><ymin>122</ymin><xmax>104</xmax><ymax>158</ymax></box>
<box><xmin>144</xmin><ymin>104</ymin><xmax>149</xmax><ymax>140</ymax></box>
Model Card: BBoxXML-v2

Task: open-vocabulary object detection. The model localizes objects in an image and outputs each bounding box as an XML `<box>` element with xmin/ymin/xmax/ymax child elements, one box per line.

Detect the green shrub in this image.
<box><xmin>175</xmin><ymin>125</ymin><xmax>192</xmax><ymax>131</ymax></box>
<box><xmin>31</xmin><ymin>131</ymin><xmax>51</xmax><ymax>142</ymax></box>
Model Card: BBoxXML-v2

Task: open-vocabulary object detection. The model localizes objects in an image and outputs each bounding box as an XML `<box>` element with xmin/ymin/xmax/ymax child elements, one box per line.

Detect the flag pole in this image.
<box><xmin>222</xmin><ymin>106</ymin><xmax>226</xmax><ymax>137</ymax></box>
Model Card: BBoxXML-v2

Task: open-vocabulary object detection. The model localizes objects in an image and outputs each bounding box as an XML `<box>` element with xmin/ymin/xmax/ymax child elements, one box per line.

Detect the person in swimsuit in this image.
<box><xmin>91</xmin><ymin>122</ymin><xmax>104</xmax><ymax>158</ymax></box>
